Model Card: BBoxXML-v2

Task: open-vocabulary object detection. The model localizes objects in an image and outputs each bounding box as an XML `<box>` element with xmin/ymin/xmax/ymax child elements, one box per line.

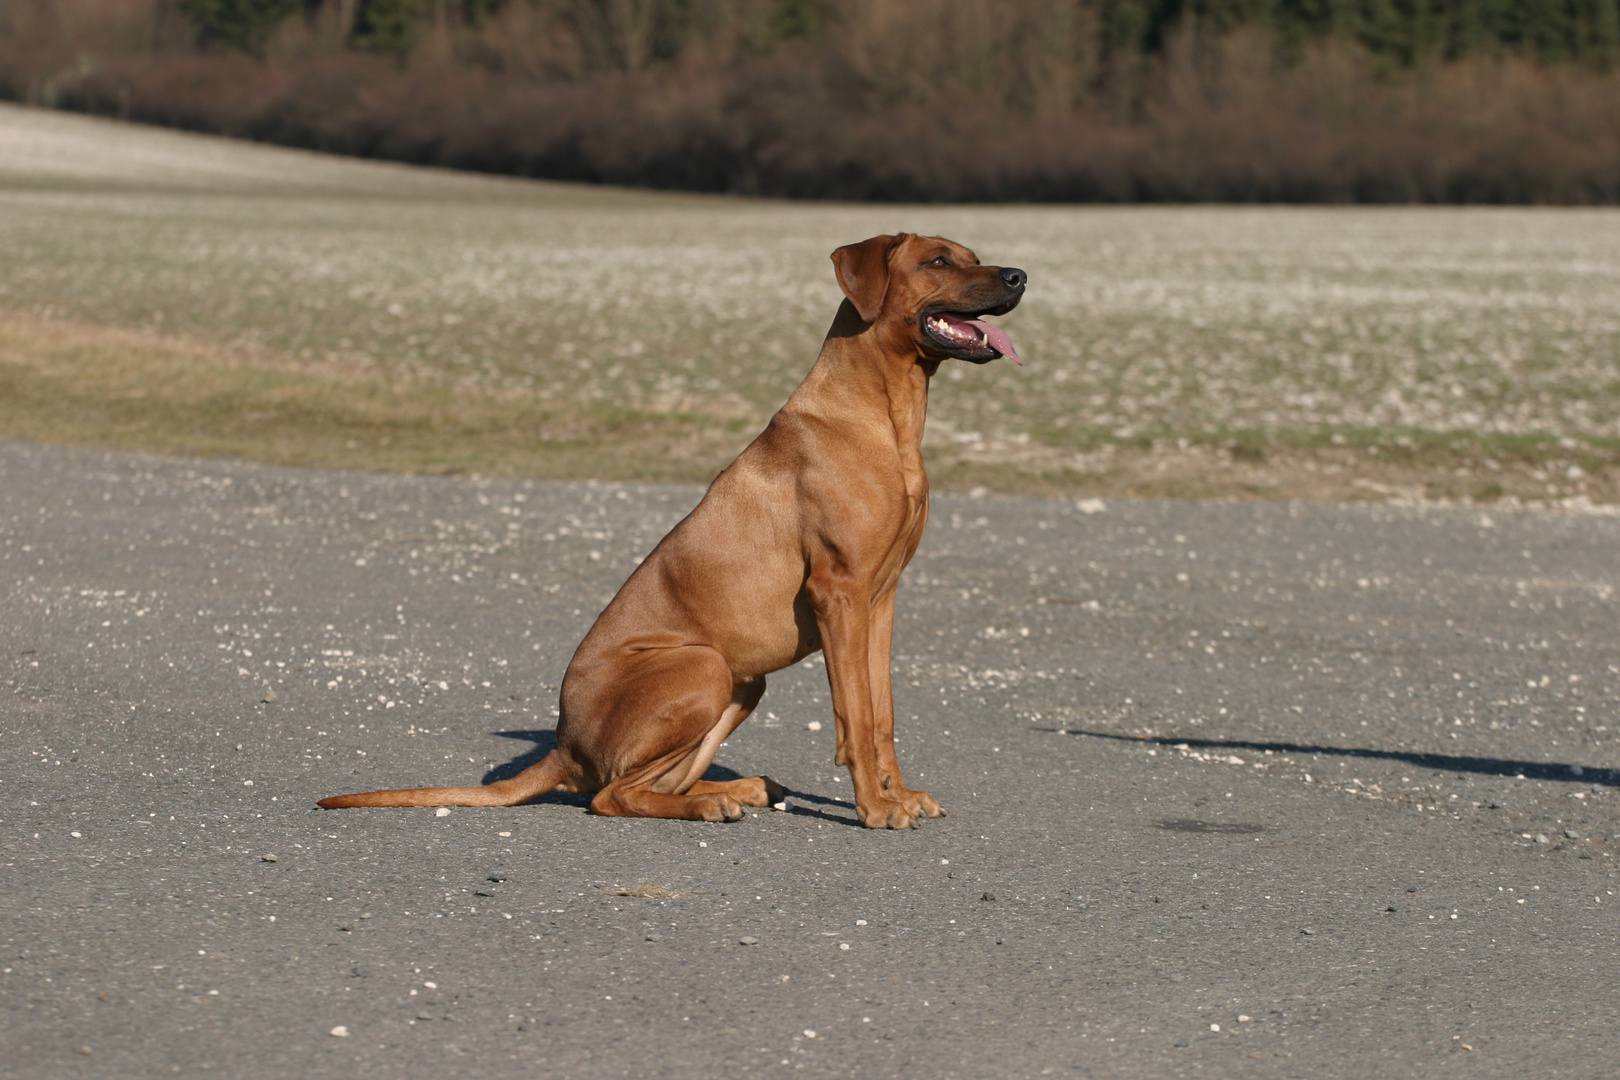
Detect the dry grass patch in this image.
<box><xmin>925</xmin><ymin>438</ymin><xmax>1620</xmax><ymax>507</ymax></box>
<box><xmin>5</xmin><ymin>312</ymin><xmax>1613</xmax><ymax>508</ymax></box>
<box><xmin>0</xmin><ymin>313</ymin><xmax>753</xmax><ymax>481</ymax></box>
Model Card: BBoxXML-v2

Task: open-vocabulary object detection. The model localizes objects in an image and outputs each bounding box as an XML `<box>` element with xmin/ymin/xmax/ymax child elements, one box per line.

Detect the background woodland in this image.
<box><xmin>5</xmin><ymin>0</ymin><xmax>1620</xmax><ymax>201</ymax></box>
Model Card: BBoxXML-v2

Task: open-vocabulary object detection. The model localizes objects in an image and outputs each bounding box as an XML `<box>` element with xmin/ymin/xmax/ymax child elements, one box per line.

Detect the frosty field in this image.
<box><xmin>1</xmin><ymin>102</ymin><xmax>1616</xmax><ymax>503</ymax></box>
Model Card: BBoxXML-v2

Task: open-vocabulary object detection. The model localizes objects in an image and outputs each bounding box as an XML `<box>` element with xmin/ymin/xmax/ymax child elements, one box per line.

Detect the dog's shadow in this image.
<box><xmin>485</xmin><ymin>728</ymin><xmax>863</xmax><ymax>824</ymax></box>
<box><xmin>482</xmin><ymin>729</ymin><xmax>588</xmax><ymax>807</ymax></box>
<box><xmin>1050</xmin><ymin>728</ymin><xmax>1618</xmax><ymax>787</ymax></box>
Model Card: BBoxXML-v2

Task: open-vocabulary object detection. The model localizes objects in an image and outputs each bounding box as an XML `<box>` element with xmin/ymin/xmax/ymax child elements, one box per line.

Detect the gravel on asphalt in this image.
<box><xmin>2</xmin><ymin>442</ymin><xmax>1617</xmax><ymax>1079</ymax></box>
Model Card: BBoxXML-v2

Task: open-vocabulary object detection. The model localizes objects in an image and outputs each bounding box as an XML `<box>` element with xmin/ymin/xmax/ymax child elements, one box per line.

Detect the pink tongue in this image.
<box><xmin>966</xmin><ymin>319</ymin><xmax>1021</xmax><ymax>365</ymax></box>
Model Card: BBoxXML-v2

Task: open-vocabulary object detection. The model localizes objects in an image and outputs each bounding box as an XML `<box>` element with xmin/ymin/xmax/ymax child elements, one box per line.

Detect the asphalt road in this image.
<box><xmin>3</xmin><ymin>441</ymin><xmax>1617</xmax><ymax>1079</ymax></box>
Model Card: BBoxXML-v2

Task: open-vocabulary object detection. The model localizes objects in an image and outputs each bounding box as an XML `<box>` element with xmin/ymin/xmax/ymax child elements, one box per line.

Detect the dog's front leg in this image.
<box><xmin>868</xmin><ymin>590</ymin><xmax>944</xmax><ymax>819</ymax></box>
<box><xmin>810</xmin><ymin>577</ymin><xmax>924</xmax><ymax>829</ymax></box>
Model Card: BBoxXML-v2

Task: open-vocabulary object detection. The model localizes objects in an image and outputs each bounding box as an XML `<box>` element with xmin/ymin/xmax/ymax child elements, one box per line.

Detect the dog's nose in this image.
<box><xmin>1001</xmin><ymin>267</ymin><xmax>1027</xmax><ymax>290</ymax></box>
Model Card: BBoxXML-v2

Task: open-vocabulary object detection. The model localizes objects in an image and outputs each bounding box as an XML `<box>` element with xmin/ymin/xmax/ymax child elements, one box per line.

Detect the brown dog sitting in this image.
<box><xmin>319</xmin><ymin>234</ymin><xmax>1026</xmax><ymax>828</ymax></box>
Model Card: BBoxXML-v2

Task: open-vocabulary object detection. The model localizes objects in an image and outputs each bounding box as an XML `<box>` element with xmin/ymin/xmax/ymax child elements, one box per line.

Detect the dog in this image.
<box><xmin>319</xmin><ymin>233</ymin><xmax>1026</xmax><ymax>828</ymax></box>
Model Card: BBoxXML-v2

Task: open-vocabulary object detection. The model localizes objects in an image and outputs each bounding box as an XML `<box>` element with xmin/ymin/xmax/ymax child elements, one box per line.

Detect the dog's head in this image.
<box><xmin>831</xmin><ymin>234</ymin><xmax>1026</xmax><ymax>365</ymax></box>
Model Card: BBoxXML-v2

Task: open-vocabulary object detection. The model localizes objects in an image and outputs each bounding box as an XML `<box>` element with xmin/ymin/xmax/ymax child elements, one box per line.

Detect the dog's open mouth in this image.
<box><xmin>922</xmin><ymin>311</ymin><xmax>1021</xmax><ymax>365</ymax></box>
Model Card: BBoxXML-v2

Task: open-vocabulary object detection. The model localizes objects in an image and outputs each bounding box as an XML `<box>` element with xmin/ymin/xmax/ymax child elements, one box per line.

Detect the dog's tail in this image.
<box><xmin>317</xmin><ymin>751</ymin><xmax>571</xmax><ymax>809</ymax></box>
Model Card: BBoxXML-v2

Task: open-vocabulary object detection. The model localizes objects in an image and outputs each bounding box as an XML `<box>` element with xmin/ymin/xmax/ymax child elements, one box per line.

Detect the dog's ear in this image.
<box><xmin>831</xmin><ymin>235</ymin><xmax>904</xmax><ymax>324</ymax></box>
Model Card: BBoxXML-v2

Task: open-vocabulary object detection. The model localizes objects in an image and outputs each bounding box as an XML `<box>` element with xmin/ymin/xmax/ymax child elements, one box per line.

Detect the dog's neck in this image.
<box><xmin>795</xmin><ymin>300</ymin><xmax>936</xmax><ymax>458</ymax></box>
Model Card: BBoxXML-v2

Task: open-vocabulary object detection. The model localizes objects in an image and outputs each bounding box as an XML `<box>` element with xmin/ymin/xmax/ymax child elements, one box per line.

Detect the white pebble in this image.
<box><xmin>435</xmin><ymin>807</ymin><xmax>451</xmax><ymax>817</ymax></box>
<box><xmin>329</xmin><ymin>1026</ymin><xmax>349</xmax><ymax>1038</ymax></box>
<box><xmin>807</xmin><ymin>721</ymin><xmax>822</xmax><ymax>732</ymax></box>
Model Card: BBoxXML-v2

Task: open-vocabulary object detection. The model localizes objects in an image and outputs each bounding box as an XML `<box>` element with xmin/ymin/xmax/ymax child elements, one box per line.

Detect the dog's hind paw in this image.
<box><xmin>698</xmin><ymin>795</ymin><xmax>747</xmax><ymax>823</ymax></box>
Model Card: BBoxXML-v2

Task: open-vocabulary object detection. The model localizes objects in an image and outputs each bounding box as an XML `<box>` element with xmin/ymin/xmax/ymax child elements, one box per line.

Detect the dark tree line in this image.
<box><xmin>1108</xmin><ymin>0</ymin><xmax>1620</xmax><ymax>67</ymax></box>
<box><xmin>5</xmin><ymin>0</ymin><xmax>1620</xmax><ymax>202</ymax></box>
<box><xmin>170</xmin><ymin>0</ymin><xmax>1620</xmax><ymax>69</ymax></box>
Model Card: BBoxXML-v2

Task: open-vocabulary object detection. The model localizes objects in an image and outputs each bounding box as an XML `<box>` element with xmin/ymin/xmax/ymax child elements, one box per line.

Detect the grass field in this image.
<box><xmin>3</xmin><ymin>102</ymin><xmax>1617</xmax><ymax>505</ymax></box>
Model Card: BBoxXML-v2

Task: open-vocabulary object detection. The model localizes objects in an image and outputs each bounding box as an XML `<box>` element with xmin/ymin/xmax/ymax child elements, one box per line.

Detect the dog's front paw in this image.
<box><xmin>857</xmin><ymin>796</ymin><xmax>924</xmax><ymax>829</ymax></box>
<box><xmin>878</xmin><ymin>780</ymin><xmax>946</xmax><ymax>820</ymax></box>
<box><xmin>898</xmin><ymin>787</ymin><xmax>945</xmax><ymax>819</ymax></box>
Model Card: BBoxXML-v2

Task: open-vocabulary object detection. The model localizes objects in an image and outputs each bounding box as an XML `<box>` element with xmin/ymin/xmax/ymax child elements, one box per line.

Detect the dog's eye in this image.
<box><xmin>929</xmin><ymin>256</ymin><xmax>950</xmax><ymax>268</ymax></box>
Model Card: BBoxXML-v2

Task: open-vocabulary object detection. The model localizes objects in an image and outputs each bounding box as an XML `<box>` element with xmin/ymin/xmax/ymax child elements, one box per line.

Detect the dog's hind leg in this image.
<box><xmin>664</xmin><ymin>674</ymin><xmax>784</xmax><ymax>810</ymax></box>
<box><xmin>591</xmin><ymin>779</ymin><xmax>752</xmax><ymax>822</ymax></box>
<box><xmin>685</xmin><ymin>775</ymin><xmax>785</xmax><ymax>810</ymax></box>
<box><xmin>587</xmin><ymin>653</ymin><xmax>775</xmax><ymax>821</ymax></box>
